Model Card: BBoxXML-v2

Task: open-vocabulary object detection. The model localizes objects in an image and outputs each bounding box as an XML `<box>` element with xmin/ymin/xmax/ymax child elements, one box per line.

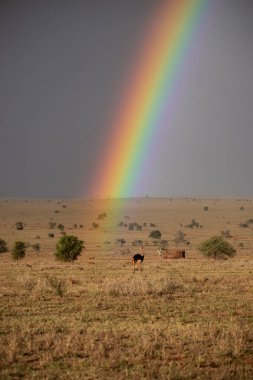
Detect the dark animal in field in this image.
<box><xmin>132</xmin><ymin>253</ymin><xmax>144</xmax><ymax>272</ymax></box>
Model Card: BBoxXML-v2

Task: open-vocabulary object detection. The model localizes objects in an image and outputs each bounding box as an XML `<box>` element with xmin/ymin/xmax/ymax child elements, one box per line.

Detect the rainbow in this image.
<box><xmin>91</xmin><ymin>0</ymin><xmax>207</xmax><ymax>199</ymax></box>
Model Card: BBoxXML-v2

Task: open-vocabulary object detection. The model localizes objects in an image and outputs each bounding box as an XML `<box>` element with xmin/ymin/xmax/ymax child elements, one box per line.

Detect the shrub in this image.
<box><xmin>49</xmin><ymin>222</ymin><xmax>56</xmax><ymax>229</ymax></box>
<box><xmin>92</xmin><ymin>222</ymin><xmax>99</xmax><ymax>229</ymax></box>
<box><xmin>48</xmin><ymin>233</ymin><xmax>54</xmax><ymax>238</ymax></box>
<box><xmin>128</xmin><ymin>223</ymin><xmax>134</xmax><ymax>231</ymax></box>
<box><xmin>115</xmin><ymin>238</ymin><xmax>126</xmax><ymax>247</ymax></box>
<box><xmin>132</xmin><ymin>240</ymin><xmax>143</xmax><ymax>246</ymax></box>
<box><xmin>128</xmin><ymin>222</ymin><xmax>142</xmax><ymax>231</ymax></box>
<box><xmin>239</xmin><ymin>223</ymin><xmax>248</xmax><ymax>228</ymax></box>
<box><xmin>186</xmin><ymin>219</ymin><xmax>200</xmax><ymax>228</ymax></box>
<box><xmin>160</xmin><ymin>240</ymin><xmax>168</xmax><ymax>247</ymax></box>
<box><xmin>204</xmin><ymin>206</ymin><xmax>209</xmax><ymax>211</ymax></box>
<box><xmin>55</xmin><ymin>235</ymin><xmax>84</xmax><ymax>262</ymax></box>
<box><xmin>15</xmin><ymin>221</ymin><xmax>24</xmax><ymax>230</ymax></box>
<box><xmin>198</xmin><ymin>236</ymin><xmax>236</xmax><ymax>260</ymax></box>
<box><xmin>57</xmin><ymin>224</ymin><xmax>65</xmax><ymax>231</ymax></box>
<box><xmin>0</xmin><ymin>238</ymin><xmax>8</xmax><ymax>253</ymax></box>
<box><xmin>174</xmin><ymin>230</ymin><xmax>186</xmax><ymax>245</ymax></box>
<box><xmin>32</xmin><ymin>243</ymin><xmax>40</xmax><ymax>254</ymax></box>
<box><xmin>12</xmin><ymin>241</ymin><xmax>26</xmax><ymax>260</ymax></box>
<box><xmin>97</xmin><ymin>212</ymin><xmax>107</xmax><ymax>220</ymax></box>
<box><xmin>221</xmin><ymin>230</ymin><xmax>231</xmax><ymax>238</ymax></box>
<box><xmin>149</xmin><ymin>230</ymin><xmax>162</xmax><ymax>239</ymax></box>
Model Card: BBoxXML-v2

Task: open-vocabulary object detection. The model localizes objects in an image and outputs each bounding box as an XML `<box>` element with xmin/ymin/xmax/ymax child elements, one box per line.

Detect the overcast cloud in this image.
<box><xmin>0</xmin><ymin>0</ymin><xmax>253</xmax><ymax>198</ymax></box>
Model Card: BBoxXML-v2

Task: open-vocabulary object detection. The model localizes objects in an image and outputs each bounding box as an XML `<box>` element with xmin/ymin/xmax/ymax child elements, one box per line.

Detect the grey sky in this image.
<box><xmin>0</xmin><ymin>0</ymin><xmax>253</xmax><ymax>198</ymax></box>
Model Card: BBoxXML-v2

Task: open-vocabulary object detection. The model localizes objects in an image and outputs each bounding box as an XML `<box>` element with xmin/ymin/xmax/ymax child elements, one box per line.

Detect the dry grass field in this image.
<box><xmin>0</xmin><ymin>197</ymin><xmax>253</xmax><ymax>379</ymax></box>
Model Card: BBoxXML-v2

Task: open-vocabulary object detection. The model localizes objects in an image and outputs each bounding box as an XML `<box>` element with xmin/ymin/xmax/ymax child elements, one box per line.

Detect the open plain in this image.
<box><xmin>0</xmin><ymin>197</ymin><xmax>253</xmax><ymax>379</ymax></box>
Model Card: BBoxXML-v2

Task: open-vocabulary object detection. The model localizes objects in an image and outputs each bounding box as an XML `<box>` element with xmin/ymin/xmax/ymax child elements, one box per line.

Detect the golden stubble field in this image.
<box><xmin>0</xmin><ymin>197</ymin><xmax>253</xmax><ymax>379</ymax></box>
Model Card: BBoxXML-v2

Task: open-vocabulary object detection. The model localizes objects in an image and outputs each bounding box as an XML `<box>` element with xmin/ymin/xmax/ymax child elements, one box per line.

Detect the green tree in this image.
<box><xmin>12</xmin><ymin>241</ymin><xmax>26</xmax><ymax>260</ymax></box>
<box><xmin>55</xmin><ymin>235</ymin><xmax>84</xmax><ymax>262</ymax></box>
<box><xmin>199</xmin><ymin>236</ymin><xmax>236</xmax><ymax>260</ymax></box>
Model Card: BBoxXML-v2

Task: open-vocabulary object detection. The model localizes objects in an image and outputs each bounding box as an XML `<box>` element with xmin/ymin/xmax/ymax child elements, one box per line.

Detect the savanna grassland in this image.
<box><xmin>0</xmin><ymin>197</ymin><xmax>253</xmax><ymax>379</ymax></box>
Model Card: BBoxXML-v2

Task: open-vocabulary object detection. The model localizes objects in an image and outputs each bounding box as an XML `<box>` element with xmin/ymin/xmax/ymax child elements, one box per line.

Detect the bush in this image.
<box><xmin>55</xmin><ymin>235</ymin><xmax>84</xmax><ymax>262</ymax></box>
<box><xmin>0</xmin><ymin>238</ymin><xmax>8</xmax><ymax>253</ymax></box>
<box><xmin>239</xmin><ymin>223</ymin><xmax>248</xmax><ymax>228</ymax></box>
<box><xmin>115</xmin><ymin>238</ymin><xmax>126</xmax><ymax>247</ymax></box>
<box><xmin>97</xmin><ymin>212</ymin><xmax>107</xmax><ymax>220</ymax></box>
<box><xmin>48</xmin><ymin>233</ymin><xmax>54</xmax><ymax>238</ymax></box>
<box><xmin>174</xmin><ymin>230</ymin><xmax>186</xmax><ymax>245</ymax></box>
<box><xmin>92</xmin><ymin>222</ymin><xmax>99</xmax><ymax>229</ymax></box>
<box><xmin>15</xmin><ymin>221</ymin><xmax>24</xmax><ymax>230</ymax></box>
<box><xmin>32</xmin><ymin>243</ymin><xmax>40</xmax><ymax>254</ymax></box>
<box><xmin>12</xmin><ymin>241</ymin><xmax>26</xmax><ymax>260</ymax></box>
<box><xmin>149</xmin><ymin>230</ymin><xmax>162</xmax><ymax>239</ymax></box>
<box><xmin>198</xmin><ymin>236</ymin><xmax>236</xmax><ymax>260</ymax></box>
<box><xmin>57</xmin><ymin>224</ymin><xmax>65</xmax><ymax>231</ymax></box>
<box><xmin>132</xmin><ymin>240</ymin><xmax>143</xmax><ymax>246</ymax></box>
<box><xmin>221</xmin><ymin>230</ymin><xmax>231</xmax><ymax>238</ymax></box>
<box><xmin>160</xmin><ymin>240</ymin><xmax>168</xmax><ymax>247</ymax></box>
<box><xmin>186</xmin><ymin>219</ymin><xmax>200</xmax><ymax>228</ymax></box>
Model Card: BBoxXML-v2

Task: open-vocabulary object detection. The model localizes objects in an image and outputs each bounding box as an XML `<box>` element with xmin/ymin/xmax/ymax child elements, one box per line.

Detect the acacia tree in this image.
<box><xmin>198</xmin><ymin>236</ymin><xmax>236</xmax><ymax>260</ymax></box>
